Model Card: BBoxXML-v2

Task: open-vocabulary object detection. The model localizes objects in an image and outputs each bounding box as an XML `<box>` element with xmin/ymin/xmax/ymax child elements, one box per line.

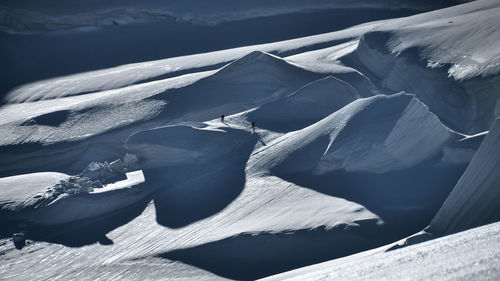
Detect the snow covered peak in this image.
<box><xmin>214</xmin><ymin>51</ymin><xmax>302</xmax><ymax>78</ymax></box>
<box><xmin>229</xmin><ymin>50</ymin><xmax>276</xmax><ymax>65</ymax></box>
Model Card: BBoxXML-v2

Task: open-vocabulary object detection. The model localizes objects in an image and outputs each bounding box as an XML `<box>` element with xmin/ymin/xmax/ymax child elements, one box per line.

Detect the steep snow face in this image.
<box><xmin>386</xmin><ymin>0</ymin><xmax>500</xmax><ymax>80</ymax></box>
<box><xmin>250</xmin><ymin>93</ymin><xmax>451</xmax><ymax>174</ymax></box>
<box><xmin>339</xmin><ymin>30</ymin><xmax>500</xmax><ymax>134</ymax></box>
<box><xmin>284</xmin><ymin>40</ymin><xmax>379</xmax><ymax>97</ymax></box>
<box><xmin>248</xmin><ymin>76</ymin><xmax>360</xmax><ymax>132</ymax></box>
<box><xmin>428</xmin><ymin>117</ymin><xmax>500</xmax><ymax>235</ymax></box>
<box><xmin>125</xmin><ymin>125</ymin><xmax>256</xmax><ymax>169</ymax></box>
<box><xmin>318</xmin><ymin>94</ymin><xmax>451</xmax><ymax>173</ymax></box>
<box><xmin>442</xmin><ymin>131</ymin><xmax>486</xmax><ymax>164</ymax></box>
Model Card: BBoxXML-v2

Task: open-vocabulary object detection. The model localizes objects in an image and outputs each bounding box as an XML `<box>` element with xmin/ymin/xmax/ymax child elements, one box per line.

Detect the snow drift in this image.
<box><xmin>0</xmin><ymin>159</ymin><xmax>148</xmax><ymax>226</ymax></box>
<box><xmin>340</xmin><ymin>30</ymin><xmax>500</xmax><ymax>134</ymax></box>
<box><xmin>251</xmin><ymin>92</ymin><xmax>452</xmax><ymax>174</ymax></box>
<box><xmin>1</xmin><ymin>0</ymin><xmax>499</xmax><ymax>280</ymax></box>
<box><xmin>0</xmin><ymin>51</ymin><xmax>321</xmax><ymax>177</ymax></box>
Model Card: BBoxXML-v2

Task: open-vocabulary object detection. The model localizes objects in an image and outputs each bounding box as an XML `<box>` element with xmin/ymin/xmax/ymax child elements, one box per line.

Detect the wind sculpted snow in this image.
<box><xmin>248</xmin><ymin>93</ymin><xmax>452</xmax><ymax>174</ymax></box>
<box><xmin>0</xmin><ymin>1</ymin><xmax>499</xmax><ymax>280</ymax></box>
<box><xmin>338</xmin><ymin>30</ymin><xmax>500</xmax><ymax>134</ymax></box>
<box><xmin>0</xmin><ymin>160</ymin><xmax>149</xmax><ymax>226</ymax></box>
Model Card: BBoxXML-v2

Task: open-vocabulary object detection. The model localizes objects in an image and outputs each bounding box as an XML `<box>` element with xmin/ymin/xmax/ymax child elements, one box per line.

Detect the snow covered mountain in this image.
<box><xmin>0</xmin><ymin>0</ymin><xmax>464</xmax><ymax>100</ymax></box>
<box><xmin>1</xmin><ymin>0</ymin><xmax>499</xmax><ymax>280</ymax></box>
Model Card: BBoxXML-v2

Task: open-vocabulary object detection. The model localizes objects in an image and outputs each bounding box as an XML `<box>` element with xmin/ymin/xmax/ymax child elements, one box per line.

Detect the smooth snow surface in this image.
<box><xmin>1</xmin><ymin>0</ymin><xmax>499</xmax><ymax>280</ymax></box>
<box><xmin>262</xmin><ymin>221</ymin><xmax>500</xmax><ymax>281</ymax></box>
<box><xmin>0</xmin><ymin>172</ymin><xmax>69</xmax><ymax>211</ymax></box>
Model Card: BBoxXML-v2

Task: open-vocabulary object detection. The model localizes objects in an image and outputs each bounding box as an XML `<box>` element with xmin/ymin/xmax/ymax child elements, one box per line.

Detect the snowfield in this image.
<box><xmin>262</xmin><ymin>220</ymin><xmax>500</xmax><ymax>281</ymax></box>
<box><xmin>0</xmin><ymin>0</ymin><xmax>499</xmax><ymax>280</ymax></box>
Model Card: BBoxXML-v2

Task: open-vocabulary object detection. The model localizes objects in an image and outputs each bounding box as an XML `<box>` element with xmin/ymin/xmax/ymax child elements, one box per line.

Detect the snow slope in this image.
<box><xmin>0</xmin><ymin>51</ymin><xmax>323</xmax><ymax>176</ymax></box>
<box><xmin>0</xmin><ymin>172</ymin><xmax>69</xmax><ymax>211</ymax></box>
<box><xmin>247</xmin><ymin>76</ymin><xmax>360</xmax><ymax>132</ymax></box>
<box><xmin>249</xmin><ymin>93</ymin><xmax>452</xmax><ymax>174</ymax></box>
<box><xmin>262</xmin><ymin>221</ymin><xmax>500</xmax><ymax>281</ymax></box>
<box><xmin>1</xmin><ymin>0</ymin><xmax>499</xmax><ymax>280</ymax></box>
<box><xmin>4</xmin><ymin>0</ymin><xmax>499</xmax><ymax>131</ymax></box>
<box><xmin>428</xmin><ymin>117</ymin><xmax>500</xmax><ymax>235</ymax></box>
<box><xmin>1</xmin><ymin>0</ymin><xmax>450</xmax><ymax>98</ymax></box>
<box><xmin>0</xmin><ymin>164</ymin><xmax>148</xmax><ymax>226</ymax></box>
<box><xmin>0</xmin><ymin>172</ymin><xmax>385</xmax><ymax>280</ymax></box>
<box><xmin>338</xmin><ymin>30</ymin><xmax>500</xmax><ymax>134</ymax></box>
<box><xmin>0</xmin><ymin>91</ymin><xmax>465</xmax><ymax>280</ymax></box>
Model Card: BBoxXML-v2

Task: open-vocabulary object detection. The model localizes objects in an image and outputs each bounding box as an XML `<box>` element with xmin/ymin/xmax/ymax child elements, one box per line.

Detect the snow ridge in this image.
<box><xmin>0</xmin><ymin>1</ymin><xmax>499</xmax><ymax>279</ymax></box>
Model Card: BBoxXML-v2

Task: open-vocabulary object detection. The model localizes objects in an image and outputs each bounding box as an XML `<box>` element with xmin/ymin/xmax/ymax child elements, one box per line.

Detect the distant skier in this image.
<box><xmin>251</xmin><ymin>121</ymin><xmax>255</xmax><ymax>132</ymax></box>
<box><xmin>221</xmin><ymin>114</ymin><xmax>225</xmax><ymax>122</ymax></box>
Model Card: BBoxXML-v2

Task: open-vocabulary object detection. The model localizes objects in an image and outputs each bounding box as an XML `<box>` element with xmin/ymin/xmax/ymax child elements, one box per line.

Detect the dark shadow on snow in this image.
<box><xmin>274</xmin><ymin>158</ymin><xmax>467</xmax><ymax>235</ymax></box>
<box><xmin>145</xmin><ymin>129</ymin><xmax>259</xmax><ymax>228</ymax></box>
<box><xmin>20</xmin><ymin>109</ymin><xmax>71</xmax><ymax>127</ymax></box>
<box><xmin>157</xmin><ymin>221</ymin><xmax>394</xmax><ymax>280</ymax></box>
<box><xmin>0</xmin><ymin>195</ymin><xmax>152</xmax><ymax>248</ymax></box>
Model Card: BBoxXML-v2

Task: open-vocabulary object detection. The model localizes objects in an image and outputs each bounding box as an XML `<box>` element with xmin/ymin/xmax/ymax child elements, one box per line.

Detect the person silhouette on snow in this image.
<box><xmin>221</xmin><ymin>114</ymin><xmax>225</xmax><ymax>122</ymax></box>
<box><xmin>251</xmin><ymin>121</ymin><xmax>255</xmax><ymax>131</ymax></box>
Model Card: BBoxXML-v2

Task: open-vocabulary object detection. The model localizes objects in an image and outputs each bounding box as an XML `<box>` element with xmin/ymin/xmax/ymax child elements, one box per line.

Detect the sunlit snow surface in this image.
<box><xmin>1</xmin><ymin>0</ymin><xmax>499</xmax><ymax>280</ymax></box>
<box><xmin>262</xmin><ymin>221</ymin><xmax>500</xmax><ymax>281</ymax></box>
<box><xmin>91</xmin><ymin>171</ymin><xmax>145</xmax><ymax>194</ymax></box>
